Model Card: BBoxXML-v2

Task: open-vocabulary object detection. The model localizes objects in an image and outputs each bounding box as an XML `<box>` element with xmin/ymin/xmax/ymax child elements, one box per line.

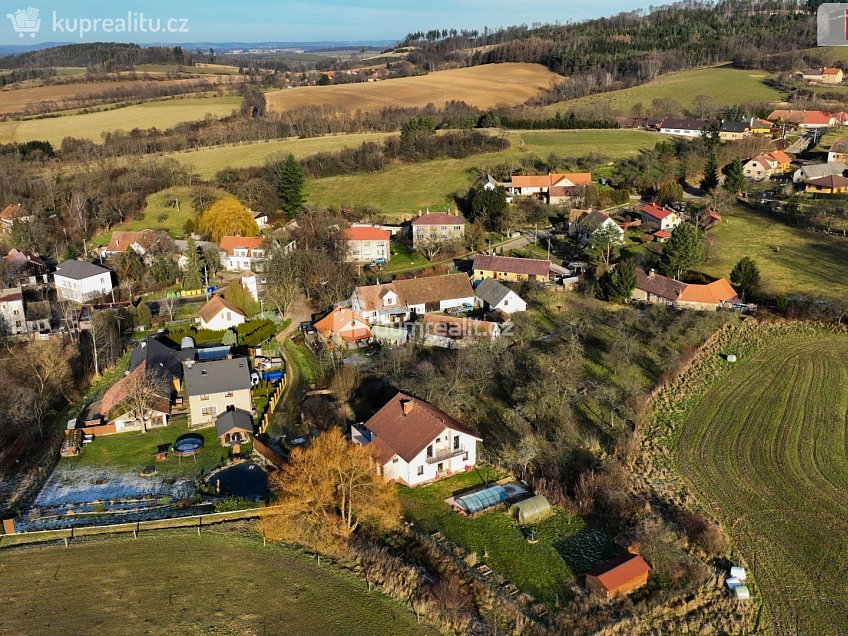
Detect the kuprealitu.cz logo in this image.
<box><xmin>6</xmin><ymin>7</ymin><xmax>190</xmax><ymax>39</ymax></box>
<box><xmin>818</xmin><ymin>3</ymin><xmax>848</xmax><ymax>46</ymax></box>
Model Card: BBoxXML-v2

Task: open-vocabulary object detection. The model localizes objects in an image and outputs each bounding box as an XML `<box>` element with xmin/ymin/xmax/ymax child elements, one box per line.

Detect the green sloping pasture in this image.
<box><xmin>674</xmin><ymin>330</ymin><xmax>848</xmax><ymax>633</ymax></box>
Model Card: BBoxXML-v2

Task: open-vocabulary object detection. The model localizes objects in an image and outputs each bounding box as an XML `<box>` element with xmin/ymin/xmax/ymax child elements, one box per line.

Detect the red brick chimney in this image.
<box><xmin>401</xmin><ymin>399</ymin><xmax>414</xmax><ymax>416</ymax></box>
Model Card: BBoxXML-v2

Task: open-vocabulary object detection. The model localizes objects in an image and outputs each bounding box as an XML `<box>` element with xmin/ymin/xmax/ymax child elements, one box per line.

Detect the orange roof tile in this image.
<box><xmin>641</xmin><ymin>203</ymin><xmax>674</xmax><ymax>220</ymax></box>
<box><xmin>198</xmin><ymin>295</ymin><xmax>246</xmax><ymax>324</ymax></box>
<box><xmin>586</xmin><ymin>553</ymin><xmax>651</xmax><ymax>592</ymax></box>
<box><xmin>313</xmin><ymin>307</ymin><xmax>371</xmax><ymax>339</ymax></box>
<box><xmin>345</xmin><ymin>226</ymin><xmax>390</xmax><ymax>241</ymax></box>
<box><xmin>677</xmin><ymin>278</ymin><xmax>738</xmax><ymax>304</ymax></box>
<box><xmin>220</xmin><ymin>235</ymin><xmax>264</xmax><ymax>256</ymax></box>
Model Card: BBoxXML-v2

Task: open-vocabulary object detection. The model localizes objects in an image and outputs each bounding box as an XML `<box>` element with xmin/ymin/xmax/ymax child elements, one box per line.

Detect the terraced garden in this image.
<box><xmin>651</xmin><ymin>323</ymin><xmax>848</xmax><ymax>634</ymax></box>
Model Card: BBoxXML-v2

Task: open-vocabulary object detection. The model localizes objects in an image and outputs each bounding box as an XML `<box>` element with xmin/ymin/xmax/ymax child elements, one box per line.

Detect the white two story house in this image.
<box><xmin>350</xmin><ymin>273</ymin><xmax>475</xmax><ymax>326</ymax></box>
<box><xmin>54</xmin><ymin>260</ymin><xmax>113</xmax><ymax>303</ymax></box>
<box><xmin>351</xmin><ymin>392</ymin><xmax>481</xmax><ymax>487</ymax></box>
<box><xmin>220</xmin><ymin>236</ymin><xmax>266</xmax><ymax>272</ymax></box>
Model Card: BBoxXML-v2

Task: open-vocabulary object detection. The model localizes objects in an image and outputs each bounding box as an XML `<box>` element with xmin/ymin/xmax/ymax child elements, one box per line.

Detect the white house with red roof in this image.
<box><xmin>198</xmin><ymin>295</ymin><xmax>246</xmax><ymax>331</ymax></box>
<box><xmin>410</xmin><ymin>211</ymin><xmax>466</xmax><ymax>248</ymax></box>
<box><xmin>640</xmin><ymin>203</ymin><xmax>682</xmax><ymax>232</ymax></box>
<box><xmin>344</xmin><ymin>225</ymin><xmax>391</xmax><ymax>264</ymax></box>
<box><xmin>351</xmin><ymin>392</ymin><xmax>481</xmax><ymax>487</ymax></box>
<box><xmin>220</xmin><ymin>236</ymin><xmax>266</xmax><ymax>272</ymax></box>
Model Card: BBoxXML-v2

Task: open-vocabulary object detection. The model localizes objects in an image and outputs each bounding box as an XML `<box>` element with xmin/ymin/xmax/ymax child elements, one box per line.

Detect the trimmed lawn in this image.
<box><xmin>68</xmin><ymin>416</ymin><xmax>233</xmax><ymax>478</ymax></box>
<box><xmin>385</xmin><ymin>241</ymin><xmax>429</xmax><ymax>272</ymax></box>
<box><xmin>398</xmin><ymin>470</ymin><xmax>613</xmax><ymax>605</ymax></box>
<box><xmin>0</xmin><ymin>530</ymin><xmax>431</xmax><ymax>636</ymax></box>
<box><xmin>704</xmin><ymin>203</ymin><xmax>848</xmax><ymax>298</ymax></box>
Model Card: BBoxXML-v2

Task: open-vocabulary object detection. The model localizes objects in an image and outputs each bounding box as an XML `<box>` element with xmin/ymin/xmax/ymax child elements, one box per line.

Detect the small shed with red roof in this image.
<box><xmin>585</xmin><ymin>553</ymin><xmax>651</xmax><ymax>598</ymax></box>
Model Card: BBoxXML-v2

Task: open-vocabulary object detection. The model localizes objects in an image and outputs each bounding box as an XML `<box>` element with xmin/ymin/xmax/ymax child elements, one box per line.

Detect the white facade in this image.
<box><xmin>658</xmin><ymin>126</ymin><xmax>702</xmax><ymax>137</ymax></box>
<box><xmin>54</xmin><ymin>268</ymin><xmax>113</xmax><ymax>303</ymax></box>
<box><xmin>199</xmin><ymin>307</ymin><xmax>245</xmax><ymax>331</ymax></box>
<box><xmin>0</xmin><ymin>289</ymin><xmax>27</xmax><ymax>335</ymax></box>
<box><xmin>352</xmin><ymin>424</ymin><xmax>479</xmax><ymax>487</ymax></box>
<box><xmin>221</xmin><ymin>247</ymin><xmax>265</xmax><ymax>273</ymax></box>
<box><xmin>481</xmin><ymin>289</ymin><xmax>526</xmax><ymax>314</ymax></box>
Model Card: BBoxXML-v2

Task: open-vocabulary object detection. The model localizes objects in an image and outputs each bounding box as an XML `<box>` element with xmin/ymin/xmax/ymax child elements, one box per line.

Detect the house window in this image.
<box><xmin>417</xmin><ymin>465</ymin><xmax>424</xmax><ymax>476</ymax></box>
<box><xmin>392</xmin><ymin>458</ymin><xmax>399</xmax><ymax>464</ymax></box>
<box><xmin>453</xmin><ymin>435</ymin><xmax>460</xmax><ymax>450</ymax></box>
<box><xmin>200</xmin><ymin>394</ymin><xmax>209</xmax><ymax>401</ymax></box>
<box><xmin>225</xmin><ymin>391</ymin><xmax>234</xmax><ymax>397</ymax></box>
<box><xmin>463</xmin><ymin>452</ymin><xmax>469</xmax><ymax>461</ymax></box>
<box><xmin>427</xmin><ymin>445</ymin><xmax>433</xmax><ymax>458</ymax></box>
<box><xmin>201</xmin><ymin>406</ymin><xmax>217</xmax><ymax>417</ymax></box>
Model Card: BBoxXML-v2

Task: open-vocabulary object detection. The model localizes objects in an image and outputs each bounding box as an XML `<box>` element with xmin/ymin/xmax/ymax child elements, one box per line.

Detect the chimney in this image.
<box><xmin>401</xmin><ymin>399</ymin><xmax>414</xmax><ymax>416</ymax></box>
<box><xmin>648</xmin><ymin>269</ymin><xmax>656</xmax><ymax>278</ymax></box>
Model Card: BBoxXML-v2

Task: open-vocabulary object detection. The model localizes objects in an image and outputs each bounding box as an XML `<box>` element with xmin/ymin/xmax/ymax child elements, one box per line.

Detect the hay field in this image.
<box><xmin>0</xmin><ymin>529</ymin><xmax>430</xmax><ymax>635</ymax></box>
<box><xmin>0</xmin><ymin>78</ymin><xmax>232</xmax><ymax>115</ymax></box>
<box><xmin>0</xmin><ymin>96</ymin><xmax>240</xmax><ymax>146</ymax></box>
<box><xmin>669</xmin><ymin>325</ymin><xmax>848</xmax><ymax>634</ymax></box>
<box><xmin>267</xmin><ymin>63</ymin><xmax>559</xmax><ymax>113</ymax></box>
<box><xmin>171</xmin><ymin>132</ymin><xmax>394</xmax><ymax>178</ymax></box>
<box><xmin>535</xmin><ymin>66</ymin><xmax>782</xmax><ymax>117</ymax></box>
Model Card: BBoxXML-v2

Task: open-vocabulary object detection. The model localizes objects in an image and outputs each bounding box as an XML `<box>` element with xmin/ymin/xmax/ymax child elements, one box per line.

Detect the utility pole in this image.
<box><xmin>204</xmin><ymin>264</ymin><xmax>210</xmax><ymax>301</ymax></box>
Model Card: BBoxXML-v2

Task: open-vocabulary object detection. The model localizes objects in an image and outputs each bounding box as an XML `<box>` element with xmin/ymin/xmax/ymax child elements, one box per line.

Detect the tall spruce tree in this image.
<box><xmin>276</xmin><ymin>154</ymin><xmax>305</xmax><ymax>218</ymax></box>
<box><xmin>598</xmin><ymin>259</ymin><xmax>637</xmax><ymax>302</ymax></box>
<box><xmin>183</xmin><ymin>236</ymin><xmax>203</xmax><ymax>290</ymax></box>
<box><xmin>661</xmin><ymin>222</ymin><xmax>703</xmax><ymax>280</ymax></box>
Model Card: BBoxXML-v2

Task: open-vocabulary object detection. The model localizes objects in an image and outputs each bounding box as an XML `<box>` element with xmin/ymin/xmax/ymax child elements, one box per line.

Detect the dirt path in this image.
<box><xmin>269</xmin><ymin>297</ymin><xmax>315</xmax><ymax>434</ymax></box>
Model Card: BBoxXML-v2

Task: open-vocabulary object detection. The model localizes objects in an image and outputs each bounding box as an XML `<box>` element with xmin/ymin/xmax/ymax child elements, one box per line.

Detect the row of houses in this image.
<box><xmin>478</xmin><ymin>172</ymin><xmax>593</xmax><ymax>205</ymax></box>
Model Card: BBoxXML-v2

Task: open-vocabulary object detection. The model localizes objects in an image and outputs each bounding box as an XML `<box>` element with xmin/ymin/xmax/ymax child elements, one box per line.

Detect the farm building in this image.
<box><xmin>509</xmin><ymin>495</ymin><xmax>552</xmax><ymax>525</ymax></box>
<box><xmin>585</xmin><ymin>553</ymin><xmax>651</xmax><ymax>598</ymax></box>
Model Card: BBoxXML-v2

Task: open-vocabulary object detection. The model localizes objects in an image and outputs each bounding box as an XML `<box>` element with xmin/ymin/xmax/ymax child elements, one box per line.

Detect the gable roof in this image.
<box><xmin>55</xmin><ymin>260</ymin><xmax>110</xmax><ymax>281</ymax></box>
<box><xmin>354</xmin><ymin>273</ymin><xmax>474</xmax><ymax>312</ymax></box>
<box><xmin>198</xmin><ymin>295</ymin><xmax>246</xmax><ymax>324</ymax></box>
<box><xmin>768</xmin><ymin>109</ymin><xmax>833</xmax><ymax>125</ymax></box>
<box><xmin>660</xmin><ymin>118</ymin><xmax>707</xmax><ymax>131</ymax></box>
<box><xmin>677</xmin><ymin>278</ymin><xmax>738</xmax><ymax>304</ymax></box>
<box><xmin>767</xmin><ymin>150</ymin><xmax>791</xmax><ymax>165</ymax></box>
<box><xmin>578</xmin><ymin>210</ymin><xmax>618</xmax><ymax>233</ymax></box>
<box><xmin>823</xmin><ymin>67</ymin><xmax>843</xmax><ymax>75</ymax></box>
<box><xmin>184</xmin><ymin>357</ymin><xmax>251</xmax><ymax>397</ymax></box>
<box><xmin>215</xmin><ymin>408</ymin><xmax>254</xmax><ymax>437</ymax></box>
<box><xmin>720</xmin><ymin>121</ymin><xmax>749</xmax><ymax>133</ymax></box>
<box><xmin>640</xmin><ymin>203</ymin><xmax>675</xmax><ymax>221</ymax></box>
<box><xmin>830</xmin><ymin>137</ymin><xmax>848</xmax><ymax>154</ymax></box>
<box><xmin>4</xmin><ymin>249</ymin><xmax>45</xmax><ymax>271</ymax></box>
<box><xmin>411</xmin><ymin>212</ymin><xmax>466</xmax><ymax>226</ymax></box>
<box><xmin>104</xmin><ymin>230</ymin><xmax>159</xmax><ymax>254</ymax></box>
<box><xmin>797</xmin><ymin>162</ymin><xmax>848</xmax><ymax>179</ymax></box>
<box><xmin>421</xmin><ymin>313</ymin><xmax>500</xmax><ymax>339</ymax></box>
<box><xmin>313</xmin><ymin>307</ymin><xmax>371</xmax><ymax>341</ymax></box>
<box><xmin>363</xmin><ymin>392</ymin><xmax>480</xmax><ymax>464</ymax></box>
<box><xmin>635</xmin><ymin>268</ymin><xmax>687</xmax><ymax>302</ymax></box>
<box><xmin>474</xmin><ymin>278</ymin><xmax>515</xmax><ymax>306</ymax></box>
<box><xmin>511</xmin><ymin>173</ymin><xmax>592</xmax><ymax>188</ymax></box>
<box><xmin>806</xmin><ymin>174</ymin><xmax>848</xmax><ymax>188</ymax></box>
<box><xmin>100</xmin><ymin>362</ymin><xmax>171</xmax><ymax>420</ymax></box>
<box><xmin>129</xmin><ymin>335</ymin><xmax>184</xmax><ymax>382</ymax></box>
<box><xmin>344</xmin><ymin>226</ymin><xmax>390</xmax><ymax>241</ymax></box>
<box><xmin>586</xmin><ymin>553</ymin><xmax>651</xmax><ymax>592</ymax></box>
<box><xmin>0</xmin><ymin>204</ymin><xmax>22</xmax><ymax>223</ymax></box>
<box><xmin>220</xmin><ymin>236</ymin><xmax>264</xmax><ymax>256</ymax></box>
<box><xmin>473</xmin><ymin>254</ymin><xmax>551</xmax><ymax>277</ymax></box>
<box><xmin>0</xmin><ymin>287</ymin><xmax>23</xmax><ymax>304</ymax></box>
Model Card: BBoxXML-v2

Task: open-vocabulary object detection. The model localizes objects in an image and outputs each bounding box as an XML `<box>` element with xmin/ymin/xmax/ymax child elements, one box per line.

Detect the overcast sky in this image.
<box><xmin>1</xmin><ymin>0</ymin><xmax>651</xmax><ymax>45</ymax></box>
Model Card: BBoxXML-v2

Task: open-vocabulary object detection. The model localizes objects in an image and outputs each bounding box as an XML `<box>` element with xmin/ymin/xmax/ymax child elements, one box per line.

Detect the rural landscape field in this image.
<box><xmin>1</xmin><ymin>3</ymin><xmax>848</xmax><ymax>635</ymax></box>
<box><xmin>662</xmin><ymin>324</ymin><xmax>848</xmax><ymax>633</ymax></box>
<box><xmin>267</xmin><ymin>63</ymin><xmax>560</xmax><ymax>113</ymax></box>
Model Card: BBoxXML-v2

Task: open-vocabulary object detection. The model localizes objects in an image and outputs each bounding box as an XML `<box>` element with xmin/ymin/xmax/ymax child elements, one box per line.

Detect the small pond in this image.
<box><xmin>208</xmin><ymin>461</ymin><xmax>270</xmax><ymax>499</ymax></box>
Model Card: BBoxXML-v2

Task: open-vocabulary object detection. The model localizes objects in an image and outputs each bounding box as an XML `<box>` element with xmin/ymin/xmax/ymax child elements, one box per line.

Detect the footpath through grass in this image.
<box><xmin>0</xmin><ymin>528</ymin><xmax>431</xmax><ymax>636</ymax></box>
<box><xmin>398</xmin><ymin>470</ymin><xmax>614</xmax><ymax>606</ymax></box>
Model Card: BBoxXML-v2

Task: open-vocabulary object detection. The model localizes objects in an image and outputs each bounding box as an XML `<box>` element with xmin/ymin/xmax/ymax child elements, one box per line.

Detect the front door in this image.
<box><xmin>437</xmin><ymin>462</ymin><xmax>444</xmax><ymax>473</ymax></box>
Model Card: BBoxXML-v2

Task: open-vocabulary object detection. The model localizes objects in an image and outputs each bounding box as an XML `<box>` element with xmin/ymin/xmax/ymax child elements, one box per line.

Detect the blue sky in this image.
<box><xmin>1</xmin><ymin>1</ymin><xmax>650</xmax><ymax>45</ymax></box>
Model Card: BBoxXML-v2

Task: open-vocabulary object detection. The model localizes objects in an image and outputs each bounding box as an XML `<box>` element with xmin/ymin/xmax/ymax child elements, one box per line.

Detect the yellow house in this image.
<box><xmin>748</xmin><ymin>119</ymin><xmax>772</xmax><ymax>135</ymax></box>
<box><xmin>473</xmin><ymin>254</ymin><xmax>551</xmax><ymax>282</ymax></box>
<box><xmin>805</xmin><ymin>174</ymin><xmax>848</xmax><ymax>194</ymax></box>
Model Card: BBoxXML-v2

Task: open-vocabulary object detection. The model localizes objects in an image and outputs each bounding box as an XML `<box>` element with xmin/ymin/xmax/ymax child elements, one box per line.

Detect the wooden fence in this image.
<box><xmin>258</xmin><ymin>380</ymin><xmax>285</xmax><ymax>435</ymax></box>
<box><xmin>0</xmin><ymin>507</ymin><xmax>277</xmax><ymax>549</ymax></box>
<box><xmin>253</xmin><ymin>437</ymin><xmax>287</xmax><ymax>470</ymax></box>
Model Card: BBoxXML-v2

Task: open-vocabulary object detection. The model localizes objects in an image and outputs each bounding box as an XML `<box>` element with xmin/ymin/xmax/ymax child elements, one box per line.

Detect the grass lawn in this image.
<box><xmin>384</xmin><ymin>241</ymin><xmax>429</xmax><ymax>272</ymax></box>
<box><xmin>398</xmin><ymin>470</ymin><xmax>613</xmax><ymax>605</ymax></box>
<box><xmin>67</xmin><ymin>415</ymin><xmax>233</xmax><ymax>478</ymax></box>
<box><xmin>534</xmin><ymin>66</ymin><xmax>781</xmax><ymax>117</ymax></box>
<box><xmin>0</xmin><ymin>96</ymin><xmax>240</xmax><ymax>146</ymax></box>
<box><xmin>305</xmin><ymin>129</ymin><xmax>655</xmax><ymax>218</ymax></box>
<box><xmin>703</xmin><ymin>203</ymin><xmax>848</xmax><ymax>298</ymax></box>
<box><xmin>665</xmin><ymin>325</ymin><xmax>848</xmax><ymax>634</ymax></box>
<box><xmin>0</xmin><ymin>529</ymin><xmax>430</xmax><ymax>636</ymax></box>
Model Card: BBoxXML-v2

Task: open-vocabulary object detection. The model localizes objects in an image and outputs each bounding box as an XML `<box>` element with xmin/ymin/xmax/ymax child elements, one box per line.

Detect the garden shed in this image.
<box><xmin>456</xmin><ymin>485</ymin><xmax>509</xmax><ymax>515</ymax></box>
<box><xmin>509</xmin><ymin>495</ymin><xmax>552</xmax><ymax>525</ymax></box>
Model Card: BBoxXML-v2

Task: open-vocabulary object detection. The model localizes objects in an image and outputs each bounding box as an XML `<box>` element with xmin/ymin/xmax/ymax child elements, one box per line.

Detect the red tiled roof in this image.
<box><xmin>635</xmin><ymin>268</ymin><xmax>687</xmax><ymax>302</ymax></box>
<box><xmin>511</xmin><ymin>173</ymin><xmax>592</xmax><ymax>188</ymax></box>
<box><xmin>313</xmin><ymin>307</ymin><xmax>371</xmax><ymax>340</ymax></box>
<box><xmin>220</xmin><ymin>235</ymin><xmax>264</xmax><ymax>256</ymax></box>
<box><xmin>473</xmin><ymin>254</ymin><xmax>551</xmax><ymax>277</ymax></box>
<box><xmin>0</xmin><ymin>204</ymin><xmax>21</xmax><ymax>223</ymax></box>
<box><xmin>823</xmin><ymin>67</ymin><xmax>842</xmax><ymax>75</ymax></box>
<box><xmin>411</xmin><ymin>212</ymin><xmax>466</xmax><ymax>226</ymax></box>
<box><xmin>354</xmin><ymin>273</ymin><xmax>474</xmax><ymax>312</ymax></box>
<box><xmin>345</xmin><ymin>226</ymin><xmax>390</xmax><ymax>241</ymax></box>
<box><xmin>586</xmin><ymin>553</ymin><xmax>651</xmax><ymax>592</ymax></box>
<box><xmin>641</xmin><ymin>203</ymin><xmax>674</xmax><ymax>221</ymax></box>
<box><xmin>653</xmin><ymin>230</ymin><xmax>670</xmax><ymax>238</ymax></box>
<box><xmin>363</xmin><ymin>392</ymin><xmax>480</xmax><ymax>464</ymax></box>
<box><xmin>677</xmin><ymin>278</ymin><xmax>738</xmax><ymax>305</ymax></box>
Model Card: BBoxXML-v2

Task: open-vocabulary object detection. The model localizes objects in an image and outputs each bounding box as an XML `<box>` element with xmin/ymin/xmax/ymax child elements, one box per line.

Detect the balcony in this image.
<box><xmin>425</xmin><ymin>446</ymin><xmax>466</xmax><ymax>464</ymax></box>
